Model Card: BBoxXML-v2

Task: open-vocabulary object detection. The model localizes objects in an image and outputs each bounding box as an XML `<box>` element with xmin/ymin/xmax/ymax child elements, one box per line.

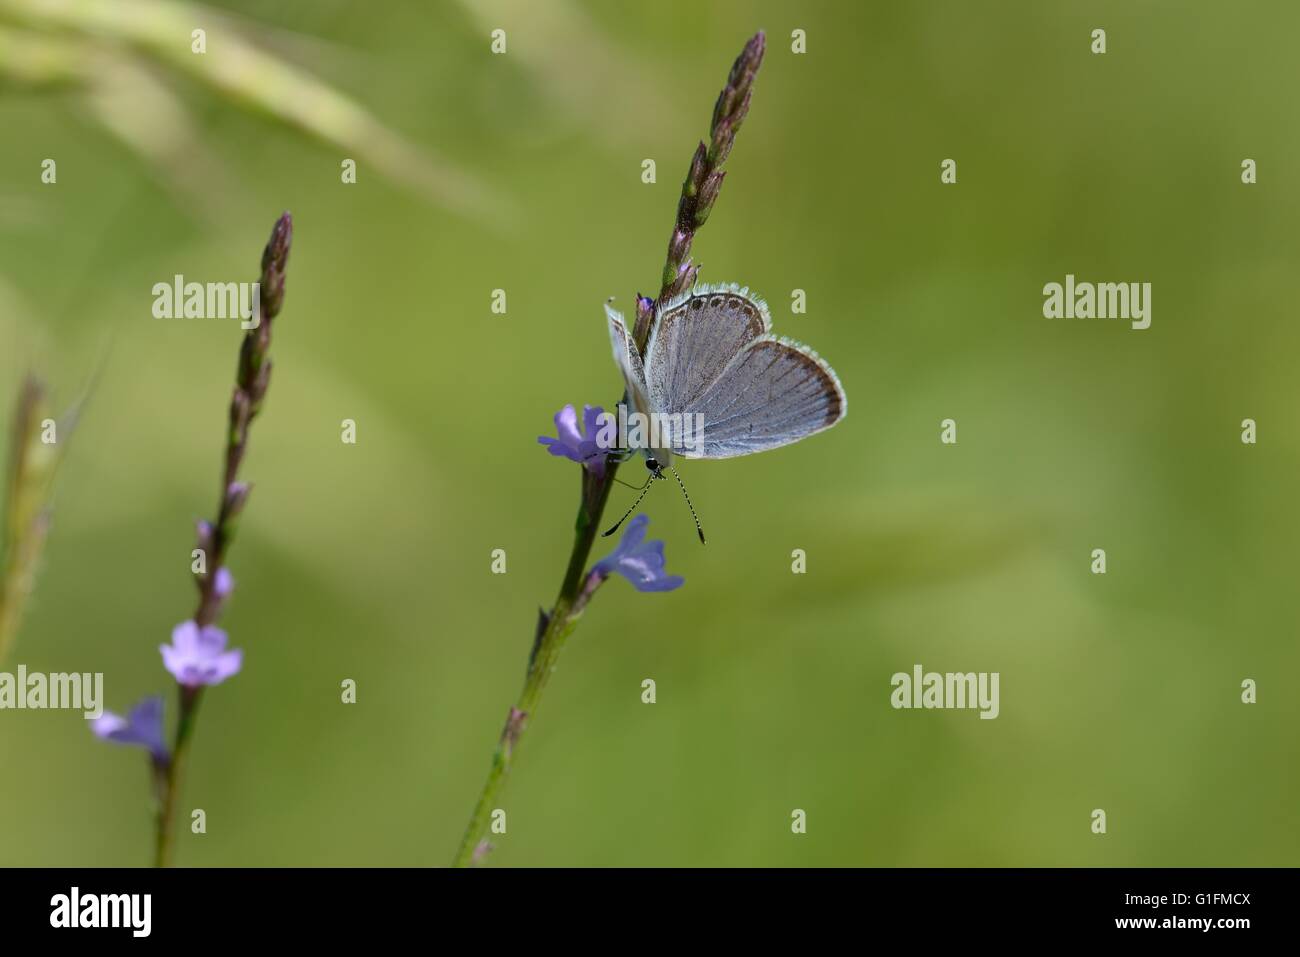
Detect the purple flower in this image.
<box><xmin>214</xmin><ymin>567</ymin><xmax>234</xmax><ymax>598</ymax></box>
<box><xmin>91</xmin><ymin>695</ymin><xmax>168</xmax><ymax>760</ymax></box>
<box><xmin>160</xmin><ymin>621</ymin><xmax>243</xmax><ymax>688</ymax></box>
<box><xmin>538</xmin><ymin>404</ymin><xmax>610</xmax><ymax>477</ymax></box>
<box><xmin>591</xmin><ymin>514</ymin><xmax>684</xmax><ymax>592</ymax></box>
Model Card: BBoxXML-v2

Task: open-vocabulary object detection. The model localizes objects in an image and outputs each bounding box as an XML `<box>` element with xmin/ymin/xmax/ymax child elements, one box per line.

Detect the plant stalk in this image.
<box><xmin>451</xmin><ymin>469</ymin><xmax>616</xmax><ymax>867</ymax></box>
<box><xmin>450</xmin><ymin>32</ymin><xmax>764</xmax><ymax>867</ymax></box>
<box><xmin>153</xmin><ymin>686</ymin><xmax>201</xmax><ymax>868</ymax></box>
<box><xmin>153</xmin><ymin>213</ymin><xmax>291</xmax><ymax>867</ymax></box>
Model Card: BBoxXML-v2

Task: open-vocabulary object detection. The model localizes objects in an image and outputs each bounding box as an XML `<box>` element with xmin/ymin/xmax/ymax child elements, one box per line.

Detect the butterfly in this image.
<box><xmin>603</xmin><ymin>282</ymin><xmax>846</xmax><ymax>541</ymax></box>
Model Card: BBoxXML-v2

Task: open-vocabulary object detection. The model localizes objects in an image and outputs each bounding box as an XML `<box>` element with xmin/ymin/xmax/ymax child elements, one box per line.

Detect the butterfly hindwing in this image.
<box><xmin>675</xmin><ymin>334</ymin><xmax>846</xmax><ymax>459</ymax></box>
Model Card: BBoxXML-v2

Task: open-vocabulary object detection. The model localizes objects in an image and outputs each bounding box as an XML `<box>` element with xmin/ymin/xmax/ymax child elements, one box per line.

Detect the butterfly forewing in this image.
<box><xmin>605</xmin><ymin>304</ymin><xmax>654</xmax><ymax>419</ymax></box>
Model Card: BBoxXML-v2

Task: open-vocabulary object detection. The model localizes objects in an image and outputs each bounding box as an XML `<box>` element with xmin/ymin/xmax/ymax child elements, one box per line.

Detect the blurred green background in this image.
<box><xmin>1</xmin><ymin>0</ymin><xmax>1297</xmax><ymax>866</ymax></box>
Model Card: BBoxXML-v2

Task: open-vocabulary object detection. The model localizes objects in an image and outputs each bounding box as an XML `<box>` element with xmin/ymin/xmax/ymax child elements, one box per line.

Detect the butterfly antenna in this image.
<box><xmin>602</xmin><ymin>481</ymin><xmax>654</xmax><ymax>537</ymax></box>
<box><xmin>668</xmin><ymin>466</ymin><xmax>706</xmax><ymax>544</ymax></box>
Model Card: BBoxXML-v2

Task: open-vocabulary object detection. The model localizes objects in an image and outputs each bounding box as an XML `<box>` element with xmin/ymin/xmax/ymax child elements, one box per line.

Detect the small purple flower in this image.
<box><xmin>225</xmin><ymin>481</ymin><xmax>251</xmax><ymax>516</ymax></box>
<box><xmin>214</xmin><ymin>567</ymin><xmax>234</xmax><ymax>598</ymax></box>
<box><xmin>91</xmin><ymin>695</ymin><xmax>168</xmax><ymax>760</ymax></box>
<box><xmin>538</xmin><ymin>404</ymin><xmax>610</xmax><ymax>478</ymax></box>
<box><xmin>591</xmin><ymin>514</ymin><xmax>684</xmax><ymax>592</ymax></box>
<box><xmin>160</xmin><ymin>621</ymin><xmax>243</xmax><ymax>688</ymax></box>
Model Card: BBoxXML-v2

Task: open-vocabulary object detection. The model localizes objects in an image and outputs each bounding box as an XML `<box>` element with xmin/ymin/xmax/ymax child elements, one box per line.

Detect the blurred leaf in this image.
<box><xmin>0</xmin><ymin>0</ymin><xmax>508</xmax><ymax>223</ymax></box>
<box><xmin>0</xmin><ymin>376</ymin><xmax>71</xmax><ymax>662</ymax></box>
<box><xmin>454</xmin><ymin>0</ymin><xmax>672</xmax><ymax>145</ymax></box>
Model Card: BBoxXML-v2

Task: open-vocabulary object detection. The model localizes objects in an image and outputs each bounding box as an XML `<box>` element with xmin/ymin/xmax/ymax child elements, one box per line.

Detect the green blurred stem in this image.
<box><xmin>154</xmin><ymin>686</ymin><xmax>202</xmax><ymax>868</ymax></box>
<box><xmin>451</xmin><ymin>468</ymin><xmax>617</xmax><ymax>867</ymax></box>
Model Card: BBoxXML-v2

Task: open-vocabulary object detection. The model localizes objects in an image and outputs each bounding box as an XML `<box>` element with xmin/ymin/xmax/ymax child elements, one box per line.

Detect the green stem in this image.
<box><xmin>451</xmin><ymin>468</ymin><xmax>617</xmax><ymax>867</ymax></box>
<box><xmin>154</xmin><ymin>685</ymin><xmax>203</xmax><ymax>868</ymax></box>
<box><xmin>148</xmin><ymin>213</ymin><xmax>290</xmax><ymax>868</ymax></box>
<box><xmin>450</xmin><ymin>31</ymin><xmax>763</xmax><ymax>868</ymax></box>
